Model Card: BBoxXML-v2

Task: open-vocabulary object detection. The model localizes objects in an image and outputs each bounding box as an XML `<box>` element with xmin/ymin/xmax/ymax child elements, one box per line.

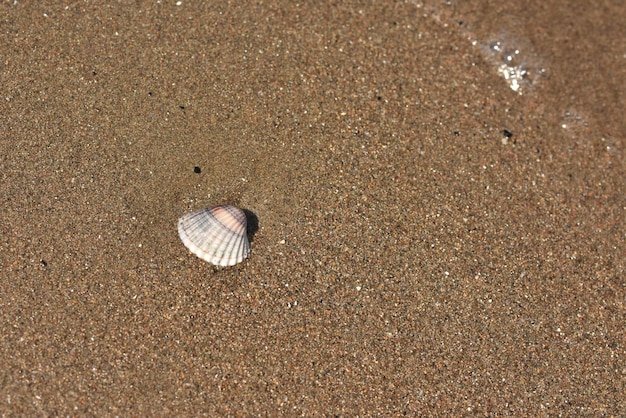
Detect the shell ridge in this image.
<box><xmin>221</xmin><ymin>217</ymin><xmax>248</xmax><ymax>265</ymax></box>
<box><xmin>220</xmin><ymin>229</ymin><xmax>241</xmax><ymax>265</ymax></box>
<box><xmin>228</xmin><ymin>231</ymin><xmax>245</xmax><ymax>265</ymax></box>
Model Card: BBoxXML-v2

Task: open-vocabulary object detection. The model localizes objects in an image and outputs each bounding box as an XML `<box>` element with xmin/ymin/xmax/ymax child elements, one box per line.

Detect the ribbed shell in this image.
<box><xmin>178</xmin><ymin>205</ymin><xmax>250</xmax><ymax>267</ymax></box>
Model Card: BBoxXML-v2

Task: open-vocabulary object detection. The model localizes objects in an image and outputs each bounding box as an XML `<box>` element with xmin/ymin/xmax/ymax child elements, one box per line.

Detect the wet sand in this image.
<box><xmin>1</xmin><ymin>1</ymin><xmax>624</xmax><ymax>415</ymax></box>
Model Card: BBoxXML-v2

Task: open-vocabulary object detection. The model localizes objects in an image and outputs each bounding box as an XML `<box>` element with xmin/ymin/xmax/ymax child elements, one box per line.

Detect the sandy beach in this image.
<box><xmin>1</xmin><ymin>1</ymin><xmax>624</xmax><ymax>415</ymax></box>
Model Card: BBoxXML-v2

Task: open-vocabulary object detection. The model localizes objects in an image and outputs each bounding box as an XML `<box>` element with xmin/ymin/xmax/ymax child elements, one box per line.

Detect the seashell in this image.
<box><xmin>178</xmin><ymin>205</ymin><xmax>250</xmax><ymax>267</ymax></box>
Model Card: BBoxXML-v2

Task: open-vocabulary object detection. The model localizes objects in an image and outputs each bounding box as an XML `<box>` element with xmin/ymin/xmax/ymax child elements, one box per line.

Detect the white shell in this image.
<box><xmin>178</xmin><ymin>205</ymin><xmax>250</xmax><ymax>267</ymax></box>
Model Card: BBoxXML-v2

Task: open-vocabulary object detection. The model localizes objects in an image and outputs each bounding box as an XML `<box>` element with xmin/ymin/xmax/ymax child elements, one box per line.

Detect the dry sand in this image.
<box><xmin>1</xmin><ymin>1</ymin><xmax>624</xmax><ymax>415</ymax></box>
